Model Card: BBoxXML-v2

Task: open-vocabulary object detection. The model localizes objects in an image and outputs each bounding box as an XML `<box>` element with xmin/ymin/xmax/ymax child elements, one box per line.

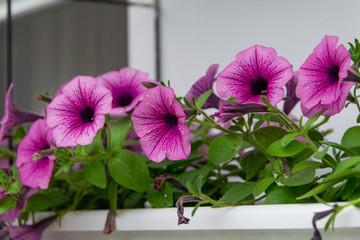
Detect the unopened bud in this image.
<box><xmin>32</xmin><ymin>149</ymin><xmax>56</xmax><ymax>161</ymax></box>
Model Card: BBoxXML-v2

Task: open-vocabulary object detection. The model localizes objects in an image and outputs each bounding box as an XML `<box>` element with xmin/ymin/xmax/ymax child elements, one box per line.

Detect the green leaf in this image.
<box><xmin>320</xmin><ymin>141</ymin><xmax>356</xmax><ymax>156</ymax></box>
<box><xmin>186</xmin><ymin>181</ymin><xmax>199</xmax><ymax>196</ymax></box>
<box><xmin>265</xmin><ymin>187</ymin><xmax>298</xmax><ymax>204</ymax></box>
<box><xmin>323</xmin><ymin>169</ymin><xmax>360</xmax><ymax>183</ymax></box>
<box><xmin>109</xmin><ymin>118</ymin><xmax>132</xmax><ymax>151</ymax></box>
<box><xmin>26</xmin><ymin>194</ymin><xmax>53</xmax><ymax>212</ymax></box>
<box><xmin>192</xmin><ymin>202</ymin><xmax>202</xmax><ymax>217</ymax></box>
<box><xmin>292</xmin><ymin>161</ymin><xmax>320</xmax><ymax>174</ymax></box>
<box><xmin>267</xmin><ymin>139</ymin><xmax>309</xmax><ymax>157</ymax></box>
<box><xmin>240</xmin><ymin>151</ymin><xmax>267</xmax><ymax>180</ymax></box>
<box><xmin>4</xmin><ymin>182</ymin><xmax>17</xmax><ymax>195</ymax></box>
<box><xmin>147</xmin><ymin>183</ymin><xmax>173</xmax><ymax>208</ymax></box>
<box><xmin>108</xmin><ymin>150</ymin><xmax>151</xmax><ymax>192</ymax></box>
<box><xmin>253</xmin><ymin>126</ymin><xmax>288</xmax><ymax>148</ymax></box>
<box><xmin>208</xmin><ymin>134</ymin><xmax>242</xmax><ymax>165</ymax></box>
<box><xmin>297</xmin><ymin>182</ymin><xmax>337</xmax><ymax>199</ymax></box>
<box><xmin>195</xmin><ymin>89</ymin><xmax>213</xmax><ymax>109</ymax></box>
<box><xmin>0</xmin><ymin>197</ymin><xmax>16</xmax><ymax>215</ymax></box>
<box><xmin>303</xmin><ymin>109</ymin><xmax>327</xmax><ymax>132</ymax></box>
<box><xmin>280</xmin><ymin>132</ymin><xmax>301</xmax><ymax>148</ymax></box>
<box><xmin>46</xmin><ymin>190</ymin><xmax>70</xmax><ymax>206</ymax></box>
<box><xmin>280</xmin><ymin>167</ymin><xmax>316</xmax><ymax>187</ymax></box>
<box><xmin>84</xmin><ymin>159</ymin><xmax>107</xmax><ymax>189</ymax></box>
<box><xmin>123</xmin><ymin>192</ymin><xmax>144</xmax><ymax>209</ymax></box>
<box><xmin>219</xmin><ymin>182</ymin><xmax>256</xmax><ymax>203</ymax></box>
<box><xmin>335</xmin><ymin>156</ymin><xmax>360</xmax><ymax>173</ymax></box>
<box><xmin>313</xmin><ymin>146</ymin><xmax>329</xmax><ymax>160</ymax></box>
<box><xmin>341</xmin><ymin>126</ymin><xmax>360</xmax><ymax>148</ymax></box>
<box><xmin>108</xmin><ymin>180</ymin><xmax>118</xmax><ymax>214</ymax></box>
<box><xmin>253</xmin><ymin>178</ymin><xmax>275</xmax><ymax>196</ymax></box>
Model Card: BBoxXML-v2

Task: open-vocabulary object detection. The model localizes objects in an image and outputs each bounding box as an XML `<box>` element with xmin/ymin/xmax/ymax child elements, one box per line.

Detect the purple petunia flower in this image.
<box><xmin>214</xmin><ymin>100</ymin><xmax>269</xmax><ymax>124</ymax></box>
<box><xmin>7</xmin><ymin>215</ymin><xmax>56</xmax><ymax>240</ymax></box>
<box><xmin>0</xmin><ymin>83</ymin><xmax>43</xmax><ymax>140</ymax></box>
<box><xmin>97</xmin><ymin>67</ymin><xmax>153</xmax><ymax>116</ymax></box>
<box><xmin>283</xmin><ymin>71</ymin><xmax>300</xmax><ymax>115</ymax></box>
<box><xmin>131</xmin><ymin>86</ymin><xmax>190</xmax><ymax>163</ymax></box>
<box><xmin>47</xmin><ymin>76</ymin><xmax>112</xmax><ymax>147</ymax></box>
<box><xmin>185</xmin><ymin>64</ymin><xmax>220</xmax><ymax>109</ymax></box>
<box><xmin>297</xmin><ymin>35</ymin><xmax>354</xmax><ymax>117</ymax></box>
<box><xmin>216</xmin><ymin>45</ymin><xmax>293</xmax><ymax>106</ymax></box>
<box><xmin>16</xmin><ymin>119</ymin><xmax>54</xmax><ymax>189</ymax></box>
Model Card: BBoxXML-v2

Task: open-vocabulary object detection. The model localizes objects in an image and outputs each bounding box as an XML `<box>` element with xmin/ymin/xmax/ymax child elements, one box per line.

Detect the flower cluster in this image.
<box><xmin>1</xmin><ymin>35</ymin><xmax>360</xmax><ymax>240</ymax></box>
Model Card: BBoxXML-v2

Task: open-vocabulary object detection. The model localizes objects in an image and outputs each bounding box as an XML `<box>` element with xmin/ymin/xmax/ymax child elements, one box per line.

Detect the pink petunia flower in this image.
<box><xmin>297</xmin><ymin>35</ymin><xmax>354</xmax><ymax>117</ymax></box>
<box><xmin>216</xmin><ymin>45</ymin><xmax>293</xmax><ymax>106</ymax></box>
<box><xmin>131</xmin><ymin>86</ymin><xmax>191</xmax><ymax>163</ymax></box>
<box><xmin>16</xmin><ymin>119</ymin><xmax>54</xmax><ymax>189</ymax></box>
<box><xmin>47</xmin><ymin>76</ymin><xmax>112</xmax><ymax>147</ymax></box>
<box><xmin>185</xmin><ymin>64</ymin><xmax>220</xmax><ymax>109</ymax></box>
<box><xmin>97</xmin><ymin>67</ymin><xmax>153</xmax><ymax>116</ymax></box>
<box><xmin>0</xmin><ymin>83</ymin><xmax>42</xmax><ymax>140</ymax></box>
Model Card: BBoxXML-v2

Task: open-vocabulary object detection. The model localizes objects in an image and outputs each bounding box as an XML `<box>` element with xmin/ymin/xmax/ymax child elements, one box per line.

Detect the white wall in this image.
<box><xmin>129</xmin><ymin>0</ymin><xmax>360</xmax><ymax>142</ymax></box>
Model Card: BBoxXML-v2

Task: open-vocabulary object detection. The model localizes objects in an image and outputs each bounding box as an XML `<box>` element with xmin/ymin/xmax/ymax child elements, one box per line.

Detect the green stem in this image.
<box><xmin>353</xmin><ymin>85</ymin><xmax>360</xmax><ymax>113</ymax></box>
<box><xmin>245</xmin><ymin>135</ymin><xmax>275</xmax><ymax>164</ymax></box>
<box><xmin>302</xmin><ymin>134</ymin><xmax>319</xmax><ymax>153</ymax></box>
<box><xmin>309</xmin><ymin>116</ymin><xmax>330</xmax><ymax>131</ymax></box>
<box><xmin>193</xmin><ymin>118</ymin><xmax>234</xmax><ymax>135</ymax></box>
<box><xmin>200</xmin><ymin>194</ymin><xmax>265</xmax><ymax>206</ymax></box>
<box><xmin>339</xmin><ymin>196</ymin><xmax>360</xmax><ymax>210</ymax></box>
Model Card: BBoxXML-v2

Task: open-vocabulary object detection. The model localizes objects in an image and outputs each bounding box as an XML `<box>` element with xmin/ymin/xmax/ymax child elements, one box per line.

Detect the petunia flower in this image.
<box><xmin>216</xmin><ymin>45</ymin><xmax>293</xmax><ymax>106</ymax></box>
<box><xmin>97</xmin><ymin>67</ymin><xmax>153</xmax><ymax>116</ymax></box>
<box><xmin>283</xmin><ymin>71</ymin><xmax>300</xmax><ymax>115</ymax></box>
<box><xmin>185</xmin><ymin>64</ymin><xmax>220</xmax><ymax>109</ymax></box>
<box><xmin>16</xmin><ymin>119</ymin><xmax>54</xmax><ymax>189</ymax></box>
<box><xmin>0</xmin><ymin>83</ymin><xmax>42</xmax><ymax>140</ymax></box>
<box><xmin>297</xmin><ymin>35</ymin><xmax>354</xmax><ymax>117</ymax></box>
<box><xmin>214</xmin><ymin>100</ymin><xmax>269</xmax><ymax>124</ymax></box>
<box><xmin>47</xmin><ymin>76</ymin><xmax>112</xmax><ymax>147</ymax></box>
<box><xmin>131</xmin><ymin>86</ymin><xmax>191</xmax><ymax>162</ymax></box>
<box><xmin>6</xmin><ymin>215</ymin><xmax>56</xmax><ymax>240</ymax></box>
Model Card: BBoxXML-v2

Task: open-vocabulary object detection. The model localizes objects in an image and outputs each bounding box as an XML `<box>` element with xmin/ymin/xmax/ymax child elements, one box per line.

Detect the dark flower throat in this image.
<box><xmin>164</xmin><ymin>113</ymin><xmax>178</xmax><ymax>127</ymax></box>
<box><xmin>251</xmin><ymin>78</ymin><xmax>268</xmax><ymax>95</ymax></box>
<box><xmin>327</xmin><ymin>65</ymin><xmax>340</xmax><ymax>83</ymax></box>
<box><xmin>80</xmin><ymin>106</ymin><xmax>95</xmax><ymax>123</ymax></box>
<box><xmin>118</xmin><ymin>93</ymin><xmax>133</xmax><ymax>107</ymax></box>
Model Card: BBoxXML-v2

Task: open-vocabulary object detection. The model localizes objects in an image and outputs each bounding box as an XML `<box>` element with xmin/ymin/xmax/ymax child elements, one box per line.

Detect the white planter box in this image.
<box><xmin>38</xmin><ymin>203</ymin><xmax>360</xmax><ymax>240</ymax></box>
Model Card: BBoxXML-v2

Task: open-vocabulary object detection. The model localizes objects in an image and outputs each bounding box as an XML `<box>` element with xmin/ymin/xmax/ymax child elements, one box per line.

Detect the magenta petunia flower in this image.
<box><xmin>97</xmin><ymin>67</ymin><xmax>153</xmax><ymax>116</ymax></box>
<box><xmin>0</xmin><ymin>83</ymin><xmax>42</xmax><ymax>140</ymax></box>
<box><xmin>16</xmin><ymin>119</ymin><xmax>54</xmax><ymax>189</ymax></box>
<box><xmin>297</xmin><ymin>35</ymin><xmax>354</xmax><ymax>117</ymax></box>
<box><xmin>47</xmin><ymin>76</ymin><xmax>112</xmax><ymax>147</ymax></box>
<box><xmin>214</xmin><ymin>100</ymin><xmax>269</xmax><ymax>124</ymax></box>
<box><xmin>185</xmin><ymin>64</ymin><xmax>220</xmax><ymax>109</ymax></box>
<box><xmin>216</xmin><ymin>45</ymin><xmax>293</xmax><ymax>106</ymax></box>
<box><xmin>131</xmin><ymin>86</ymin><xmax>190</xmax><ymax>163</ymax></box>
<box><xmin>7</xmin><ymin>215</ymin><xmax>56</xmax><ymax>240</ymax></box>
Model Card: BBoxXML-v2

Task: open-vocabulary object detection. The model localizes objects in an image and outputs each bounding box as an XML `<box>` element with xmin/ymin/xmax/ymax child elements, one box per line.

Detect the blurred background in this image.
<box><xmin>1</xmin><ymin>0</ymin><xmax>360</xmax><ymax>142</ymax></box>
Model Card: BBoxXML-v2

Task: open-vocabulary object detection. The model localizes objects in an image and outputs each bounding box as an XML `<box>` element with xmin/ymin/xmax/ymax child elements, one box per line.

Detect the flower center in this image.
<box><xmin>118</xmin><ymin>93</ymin><xmax>133</xmax><ymax>107</ymax></box>
<box><xmin>79</xmin><ymin>106</ymin><xmax>95</xmax><ymax>123</ymax></box>
<box><xmin>327</xmin><ymin>65</ymin><xmax>340</xmax><ymax>83</ymax></box>
<box><xmin>164</xmin><ymin>113</ymin><xmax>178</xmax><ymax>127</ymax></box>
<box><xmin>251</xmin><ymin>78</ymin><xmax>268</xmax><ymax>95</ymax></box>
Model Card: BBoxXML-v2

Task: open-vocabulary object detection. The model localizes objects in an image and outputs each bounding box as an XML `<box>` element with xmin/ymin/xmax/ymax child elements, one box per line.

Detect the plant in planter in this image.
<box><xmin>1</xmin><ymin>35</ymin><xmax>360</xmax><ymax>240</ymax></box>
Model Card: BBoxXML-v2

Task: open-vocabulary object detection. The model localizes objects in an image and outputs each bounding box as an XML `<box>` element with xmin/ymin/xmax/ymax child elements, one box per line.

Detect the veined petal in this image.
<box><xmin>217</xmin><ymin>45</ymin><xmax>293</xmax><ymax>106</ymax></box>
<box><xmin>131</xmin><ymin>86</ymin><xmax>190</xmax><ymax>162</ymax></box>
<box><xmin>47</xmin><ymin>76</ymin><xmax>112</xmax><ymax>147</ymax></box>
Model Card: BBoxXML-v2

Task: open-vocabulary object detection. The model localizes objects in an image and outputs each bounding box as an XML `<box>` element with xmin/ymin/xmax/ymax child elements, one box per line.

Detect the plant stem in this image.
<box><xmin>200</xmin><ymin>193</ymin><xmax>265</xmax><ymax>206</ymax></box>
